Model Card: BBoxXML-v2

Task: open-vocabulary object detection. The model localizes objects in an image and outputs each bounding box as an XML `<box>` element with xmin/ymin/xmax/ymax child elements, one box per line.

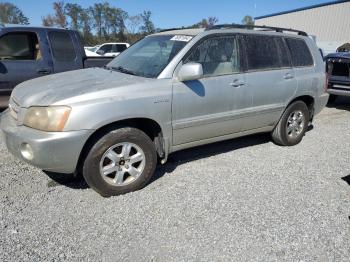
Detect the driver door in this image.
<box><xmin>0</xmin><ymin>30</ymin><xmax>51</xmax><ymax>102</ymax></box>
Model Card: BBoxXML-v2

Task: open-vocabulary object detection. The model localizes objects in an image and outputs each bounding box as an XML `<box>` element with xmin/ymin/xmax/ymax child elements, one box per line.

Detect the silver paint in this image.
<box><xmin>1</xmin><ymin>28</ymin><xmax>329</xmax><ymax>174</ymax></box>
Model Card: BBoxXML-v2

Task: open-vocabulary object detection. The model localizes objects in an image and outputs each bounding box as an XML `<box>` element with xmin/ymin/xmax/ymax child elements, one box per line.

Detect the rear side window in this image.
<box><xmin>116</xmin><ymin>44</ymin><xmax>127</xmax><ymax>52</ymax></box>
<box><xmin>185</xmin><ymin>36</ymin><xmax>240</xmax><ymax>76</ymax></box>
<box><xmin>49</xmin><ymin>31</ymin><xmax>76</xmax><ymax>62</ymax></box>
<box><xmin>285</xmin><ymin>38</ymin><xmax>313</xmax><ymax>67</ymax></box>
<box><xmin>243</xmin><ymin>35</ymin><xmax>280</xmax><ymax>71</ymax></box>
<box><xmin>100</xmin><ymin>44</ymin><xmax>113</xmax><ymax>53</ymax></box>
<box><xmin>275</xmin><ymin>38</ymin><xmax>291</xmax><ymax>68</ymax></box>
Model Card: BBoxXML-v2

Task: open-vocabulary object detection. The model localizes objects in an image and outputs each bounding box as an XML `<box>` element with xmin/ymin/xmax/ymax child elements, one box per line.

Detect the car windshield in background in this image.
<box><xmin>107</xmin><ymin>35</ymin><xmax>191</xmax><ymax>78</ymax></box>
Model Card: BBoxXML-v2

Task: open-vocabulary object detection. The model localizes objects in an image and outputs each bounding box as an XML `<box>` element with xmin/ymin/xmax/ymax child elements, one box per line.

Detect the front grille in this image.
<box><xmin>9</xmin><ymin>97</ymin><xmax>20</xmax><ymax>120</ymax></box>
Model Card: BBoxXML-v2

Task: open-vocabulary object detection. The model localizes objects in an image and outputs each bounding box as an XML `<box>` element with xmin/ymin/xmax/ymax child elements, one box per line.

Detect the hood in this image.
<box><xmin>325</xmin><ymin>52</ymin><xmax>350</xmax><ymax>59</ymax></box>
<box><xmin>12</xmin><ymin>68</ymin><xmax>155</xmax><ymax>107</ymax></box>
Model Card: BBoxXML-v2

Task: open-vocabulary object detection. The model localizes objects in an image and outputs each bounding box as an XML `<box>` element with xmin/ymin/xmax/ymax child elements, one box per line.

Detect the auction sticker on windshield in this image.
<box><xmin>170</xmin><ymin>35</ymin><xmax>193</xmax><ymax>42</ymax></box>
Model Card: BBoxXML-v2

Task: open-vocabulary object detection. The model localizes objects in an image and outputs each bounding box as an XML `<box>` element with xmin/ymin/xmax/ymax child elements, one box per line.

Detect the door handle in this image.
<box><xmin>37</xmin><ymin>69</ymin><xmax>51</xmax><ymax>75</ymax></box>
<box><xmin>283</xmin><ymin>73</ymin><xmax>294</xmax><ymax>80</ymax></box>
<box><xmin>230</xmin><ymin>79</ymin><xmax>245</xmax><ymax>87</ymax></box>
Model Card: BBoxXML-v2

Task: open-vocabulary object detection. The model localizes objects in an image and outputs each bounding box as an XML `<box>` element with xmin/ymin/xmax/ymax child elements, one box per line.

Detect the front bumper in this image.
<box><xmin>327</xmin><ymin>77</ymin><xmax>350</xmax><ymax>97</ymax></box>
<box><xmin>328</xmin><ymin>88</ymin><xmax>350</xmax><ymax>97</ymax></box>
<box><xmin>0</xmin><ymin>110</ymin><xmax>93</xmax><ymax>173</ymax></box>
<box><xmin>328</xmin><ymin>81</ymin><xmax>350</xmax><ymax>97</ymax></box>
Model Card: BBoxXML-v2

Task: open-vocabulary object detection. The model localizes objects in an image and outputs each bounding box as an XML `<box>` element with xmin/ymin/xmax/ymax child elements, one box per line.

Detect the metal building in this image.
<box><xmin>255</xmin><ymin>0</ymin><xmax>350</xmax><ymax>54</ymax></box>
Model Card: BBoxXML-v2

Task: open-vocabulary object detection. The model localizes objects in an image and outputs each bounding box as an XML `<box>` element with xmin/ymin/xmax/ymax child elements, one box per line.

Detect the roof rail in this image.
<box><xmin>206</xmin><ymin>24</ymin><xmax>308</xmax><ymax>36</ymax></box>
<box><xmin>158</xmin><ymin>27</ymin><xmax>192</xmax><ymax>33</ymax></box>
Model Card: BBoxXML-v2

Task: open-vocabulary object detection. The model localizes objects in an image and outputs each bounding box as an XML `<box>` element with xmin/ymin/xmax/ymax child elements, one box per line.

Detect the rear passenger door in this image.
<box><xmin>239</xmin><ymin>34</ymin><xmax>297</xmax><ymax>131</ymax></box>
<box><xmin>48</xmin><ymin>31</ymin><xmax>82</xmax><ymax>72</ymax></box>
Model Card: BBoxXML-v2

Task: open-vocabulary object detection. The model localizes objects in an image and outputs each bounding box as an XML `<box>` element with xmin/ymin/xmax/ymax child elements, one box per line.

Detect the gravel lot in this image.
<box><xmin>1</xmin><ymin>98</ymin><xmax>350</xmax><ymax>262</ymax></box>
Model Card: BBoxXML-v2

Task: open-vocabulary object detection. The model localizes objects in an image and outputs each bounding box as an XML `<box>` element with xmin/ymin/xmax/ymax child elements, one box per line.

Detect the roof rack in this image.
<box><xmin>206</xmin><ymin>24</ymin><xmax>308</xmax><ymax>36</ymax></box>
<box><xmin>158</xmin><ymin>27</ymin><xmax>192</xmax><ymax>33</ymax></box>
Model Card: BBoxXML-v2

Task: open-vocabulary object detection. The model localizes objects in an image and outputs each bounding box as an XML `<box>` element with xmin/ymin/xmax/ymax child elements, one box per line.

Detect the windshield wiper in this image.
<box><xmin>110</xmin><ymin>66</ymin><xmax>136</xmax><ymax>76</ymax></box>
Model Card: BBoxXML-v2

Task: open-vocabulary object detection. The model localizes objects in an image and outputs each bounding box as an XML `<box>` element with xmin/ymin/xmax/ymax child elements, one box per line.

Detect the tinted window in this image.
<box><xmin>49</xmin><ymin>32</ymin><xmax>76</xmax><ymax>62</ymax></box>
<box><xmin>100</xmin><ymin>44</ymin><xmax>113</xmax><ymax>53</ymax></box>
<box><xmin>275</xmin><ymin>38</ymin><xmax>291</xmax><ymax>68</ymax></box>
<box><xmin>185</xmin><ymin>36</ymin><xmax>240</xmax><ymax>76</ymax></box>
<box><xmin>0</xmin><ymin>32</ymin><xmax>40</xmax><ymax>60</ymax></box>
<box><xmin>243</xmin><ymin>34</ymin><xmax>280</xmax><ymax>71</ymax></box>
<box><xmin>116</xmin><ymin>44</ymin><xmax>127</xmax><ymax>52</ymax></box>
<box><xmin>285</xmin><ymin>38</ymin><xmax>313</xmax><ymax>67</ymax></box>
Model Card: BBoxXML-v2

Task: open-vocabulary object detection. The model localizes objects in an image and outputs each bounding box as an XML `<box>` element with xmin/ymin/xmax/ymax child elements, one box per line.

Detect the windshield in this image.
<box><xmin>107</xmin><ymin>35</ymin><xmax>192</xmax><ymax>78</ymax></box>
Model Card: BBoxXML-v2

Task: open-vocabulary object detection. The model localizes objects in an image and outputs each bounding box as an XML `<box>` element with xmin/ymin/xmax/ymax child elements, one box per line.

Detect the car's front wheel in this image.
<box><xmin>82</xmin><ymin>127</ymin><xmax>157</xmax><ymax>197</ymax></box>
<box><xmin>271</xmin><ymin>101</ymin><xmax>310</xmax><ymax>146</ymax></box>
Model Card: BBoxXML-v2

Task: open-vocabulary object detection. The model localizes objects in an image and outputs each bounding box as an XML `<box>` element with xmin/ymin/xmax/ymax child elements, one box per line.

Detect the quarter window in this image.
<box><xmin>243</xmin><ymin>34</ymin><xmax>280</xmax><ymax>71</ymax></box>
<box><xmin>0</xmin><ymin>32</ymin><xmax>41</xmax><ymax>61</ymax></box>
<box><xmin>49</xmin><ymin>31</ymin><xmax>76</xmax><ymax>62</ymax></box>
<box><xmin>285</xmin><ymin>38</ymin><xmax>313</xmax><ymax>67</ymax></box>
<box><xmin>185</xmin><ymin>36</ymin><xmax>240</xmax><ymax>76</ymax></box>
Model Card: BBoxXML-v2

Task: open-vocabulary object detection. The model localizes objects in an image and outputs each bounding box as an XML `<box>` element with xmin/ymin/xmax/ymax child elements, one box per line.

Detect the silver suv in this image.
<box><xmin>1</xmin><ymin>25</ymin><xmax>329</xmax><ymax>197</ymax></box>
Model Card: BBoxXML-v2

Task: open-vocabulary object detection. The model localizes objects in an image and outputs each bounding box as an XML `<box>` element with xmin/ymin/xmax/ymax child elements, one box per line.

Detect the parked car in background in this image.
<box><xmin>88</xmin><ymin>42</ymin><xmax>130</xmax><ymax>57</ymax></box>
<box><xmin>0</xmin><ymin>25</ymin><xmax>328</xmax><ymax>197</ymax></box>
<box><xmin>85</xmin><ymin>49</ymin><xmax>101</xmax><ymax>57</ymax></box>
<box><xmin>326</xmin><ymin>52</ymin><xmax>350</xmax><ymax>103</ymax></box>
<box><xmin>0</xmin><ymin>25</ymin><xmax>114</xmax><ymax>107</ymax></box>
<box><xmin>336</xmin><ymin>43</ymin><xmax>350</xmax><ymax>53</ymax></box>
<box><xmin>84</xmin><ymin>45</ymin><xmax>101</xmax><ymax>53</ymax></box>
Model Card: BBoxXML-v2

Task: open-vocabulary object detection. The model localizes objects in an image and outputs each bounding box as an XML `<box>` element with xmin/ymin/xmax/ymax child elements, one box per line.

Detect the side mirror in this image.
<box><xmin>96</xmin><ymin>50</ymin><xmax>105</xmax><ymax>55</ymax></box>
<box><xmin>177</xmin><ymin>63</ymin><xmax>203</xmax><ymax>82</ymax></box>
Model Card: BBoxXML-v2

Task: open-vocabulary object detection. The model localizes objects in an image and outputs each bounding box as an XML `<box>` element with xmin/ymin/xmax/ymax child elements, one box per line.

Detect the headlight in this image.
<box><xmin>23</xmin><ymin>106</ymin><xmax>71</xmax><ymax>132</ymax></box>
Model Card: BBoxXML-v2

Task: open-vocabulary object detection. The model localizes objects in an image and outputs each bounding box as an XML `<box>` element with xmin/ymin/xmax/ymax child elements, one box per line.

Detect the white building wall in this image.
<box><xmin>255</xmin><ymin>1</ymin><xmax>350</xmax><ymax>54</ymax></box>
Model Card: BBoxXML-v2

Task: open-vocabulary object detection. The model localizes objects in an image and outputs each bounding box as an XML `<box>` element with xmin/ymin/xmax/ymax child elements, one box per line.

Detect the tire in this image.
<box><xmin>271</xmin><ymin>101</ymin><xmax>310</xmax><ymax>146</ymax></box>
<box><xmin>82</xmin><ymin>127</ymin><xmax>157</xmax><ymax>197</ymax></box>
<box><xmin>327</xmin><ymin>95</ymin><xmax>338</xmax><ymax>104</ymax></box>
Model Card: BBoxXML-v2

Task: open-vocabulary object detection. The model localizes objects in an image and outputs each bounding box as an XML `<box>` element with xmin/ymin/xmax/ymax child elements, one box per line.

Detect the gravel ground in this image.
<box><xmin>0</xmin><ymin>98</ymin><xmax>350</xmax><ymax>262</ymax></box>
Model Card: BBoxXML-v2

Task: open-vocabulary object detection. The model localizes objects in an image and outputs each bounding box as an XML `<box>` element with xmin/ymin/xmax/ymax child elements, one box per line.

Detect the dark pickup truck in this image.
<box><xmin>0</xmin><ymin>25</ymin><xmax>114</xmax><ymax>107</ymax></box>
<box><xmin>326</xmin><ymin>52</ymin><xmax>350</xmax><ymax>103</ymax></box>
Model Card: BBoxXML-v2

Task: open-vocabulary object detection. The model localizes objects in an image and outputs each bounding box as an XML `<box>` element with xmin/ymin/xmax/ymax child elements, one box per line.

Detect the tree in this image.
<box><xmin>42</xmin><ymin>1</ymin><xmax>67</xmax><ymax>28</ymax></box>
<box><xmin>80</xmin><ymin>8</ymin><xmax>94</xmax><ymax>44</ymax></box>
<box><xmin>140</xmin><ymin>11</ymin><xmax>155</xmax><ymax>34</ymax></box>
<box><xmin>53</xmin><ymin>1</ymin><xmax>67</xmax><ymax>28</ymax></box>
<box><xmin>115</xmin><ymin>8</ymin><xmax>128</xmax><ymax>38</ymax></box>
<box><xmin>102</xmin><ymin>3</ymin><xmax>128</xmax><ymax>39</ymax></box>
<box><xmin>42</xmin><ymin>15</ymin><xmax>55</xmax><ymax>27</ymax></box>
<box><xmin>0</xmin><ymin>2</ymin><xmax>29</xmax><ymax>25</ymax></box>
<box><xmin>191</xmin><ymin>17</ymin><xmax>219</xmax><ymax>28</ymax></box>
<box><xmin>242</xmin><ymin>15</ymin><xmax>254</xmax><ymax>26</ymax></box>
<box><xmin>65</xmin><ymin>3</ymin><xmax>83</xmax><ymax>30</ymax></box>
<box><xmin>40</xmin><ymin>2</ymin><xmax>154</xmax><ymax>44</ymax></box>
<box><xmin>90</xmin><ymin>3</ymin><xmax>104</xmax><ymax>39</ymax></box>
<box><xmin>207</xmin><ymin>17</ymin><xmax>219</xmax><ymax>27</ymax></box>
<box><xmin>127</xmin><ymin>15</ymin><xmax>142</xmax><ymax>34</ymax></box>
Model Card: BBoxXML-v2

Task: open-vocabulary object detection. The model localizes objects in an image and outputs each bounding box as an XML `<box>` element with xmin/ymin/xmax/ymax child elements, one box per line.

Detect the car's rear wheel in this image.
<box><xmin>271</xmin><ymin>101</ymin><xmax>310</xmax><ymax>146</ymax></box>
<box><xmin>82</xmin><ymin>127</ymin><xmax>157</xmax><ymax>197</ymax></box>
